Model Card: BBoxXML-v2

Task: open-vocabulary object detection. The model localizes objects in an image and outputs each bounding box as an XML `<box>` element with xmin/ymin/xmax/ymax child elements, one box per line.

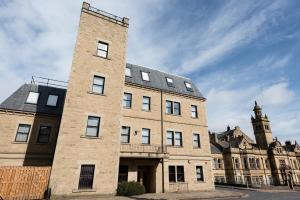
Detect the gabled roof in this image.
<box><xmin>125</xmin><ymin>63</ymin><xmax>205</xmax><ymax>99</ymax></box>
<box><xmin>0</xmin><ymin>84</ymin><xmax>66</xmax><ymax>115</ymax></box>
<box><xmin>210</xmin><ymin>143</ymin><xmax>223</xmax><ymax>154</ymax></box>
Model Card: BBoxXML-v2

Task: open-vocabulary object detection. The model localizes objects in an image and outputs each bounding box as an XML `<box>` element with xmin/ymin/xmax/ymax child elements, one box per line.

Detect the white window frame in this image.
<box><xmin>141</xmin><ymin>71</ymin><xmax>150</xmax><ymax>81</ymax></box>
<box><xmin>26</xmin><ymin>92</ymin><xmax>39</xmax><ymax>104</ymax></box>
<box><xmin>97</xmin><ymin>41</ymin><xmax>108</xmax><ymax>58</ymax></box>
<box><xmin>125</xmin><ymin>67</ymin><xmax>131</xmax><ymax>77</ymax></box>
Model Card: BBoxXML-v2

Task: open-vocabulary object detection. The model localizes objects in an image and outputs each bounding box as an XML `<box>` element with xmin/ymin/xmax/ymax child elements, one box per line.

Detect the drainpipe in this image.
<box><xmin>160</xmin><ymin>89</ymin><xmax>165</xmax><ymax>193</ymax></box>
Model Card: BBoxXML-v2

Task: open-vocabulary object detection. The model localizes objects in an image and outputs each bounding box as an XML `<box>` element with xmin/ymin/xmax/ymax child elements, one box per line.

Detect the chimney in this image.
<box><xmin>227</xmin><ymin>125</ymin><xmax>230</xmax><ymax>131</ymax></box>
<box><xmin>209</xmin><ymin>132</ymin><xmax>218</xmax><ymax>143</ymax></box>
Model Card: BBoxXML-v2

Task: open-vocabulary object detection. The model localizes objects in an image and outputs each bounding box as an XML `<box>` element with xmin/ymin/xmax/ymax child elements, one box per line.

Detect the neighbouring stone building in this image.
<box><xmin>0</xmin><ymin>2</ymin><xmax>214</xmax><ymax>197</ymax></box>
<box><xmin>210</xmin><ymin>101</ymin><xmax>300</xmax><ymax>187</ymax></box>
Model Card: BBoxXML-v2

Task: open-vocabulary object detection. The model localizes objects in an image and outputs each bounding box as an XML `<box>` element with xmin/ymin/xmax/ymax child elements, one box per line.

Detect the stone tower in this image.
<box><xmin>251</xmin><ymin>101</ymin><xmax>273</xmax><ymax>149</ymax></box>
<box><xmin>50</xmin><ymin>2</ymin><xmax>129</xmax><ymax>196</ymax></box>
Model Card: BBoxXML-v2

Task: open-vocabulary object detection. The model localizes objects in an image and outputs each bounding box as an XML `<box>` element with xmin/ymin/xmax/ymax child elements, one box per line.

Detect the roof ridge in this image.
<box><xmin>126</xmin><ymin>63</ymin><xmax>192</xmax><ymax>81</ymax></box>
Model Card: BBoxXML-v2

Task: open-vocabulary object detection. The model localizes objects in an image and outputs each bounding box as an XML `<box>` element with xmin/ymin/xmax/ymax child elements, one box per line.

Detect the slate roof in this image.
<box><xmin>0</xmin><ymin>84</ymin><xmax>66</xmax><ymax>115</ymax></box>
<box><xmin>125</xmin><ymin>63</ymin><xmax>205</xmax><ymax>99</ymax></box>
<box><xmin>211</xmin><ymin>143</ymin><xmax>223</xmax><ymax>154</ymax></box>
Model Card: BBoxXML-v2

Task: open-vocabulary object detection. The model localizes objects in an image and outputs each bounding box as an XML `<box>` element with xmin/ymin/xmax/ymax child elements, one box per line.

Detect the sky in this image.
<box><xmin>0</xmin><ymin>0</ymin><xmax>300</xmax><ymax>143</ymax></box>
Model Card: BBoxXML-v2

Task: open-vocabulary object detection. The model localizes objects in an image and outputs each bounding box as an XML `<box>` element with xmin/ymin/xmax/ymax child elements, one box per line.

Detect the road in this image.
<box><xmin>217</xmin><ymin>187</ymin><xmax>300</xmax><ymax>200</ymax></box>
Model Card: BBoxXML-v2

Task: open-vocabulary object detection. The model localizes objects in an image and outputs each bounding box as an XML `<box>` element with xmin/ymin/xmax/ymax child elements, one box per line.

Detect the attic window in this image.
<box><xmin>166</xmin><ymin>77</ymin><xmax>174</xmax><ymax>87</ymax></box>
<box><xmin>26</xmin><ymin>92</ymin><xmax>39</xmax><ymax>104</ymax></box>
<box><xmin>185</xmin><ymin>82</ymin><xmax>193</xmax><ymax>92</ymax></box>
<box><xmin>141</xmin><ymin>72</ymin><xmax>150</xmax><ymax>81</ymax></box>
<box><xmin>125</xmin><ymin>67</ymin><xmax>131</xmax><ymax>77</ymax></box>
<box><xmin>46</xmin><ymin>95</ymin><xmax>58</xmax><ymax>107</ymax></box>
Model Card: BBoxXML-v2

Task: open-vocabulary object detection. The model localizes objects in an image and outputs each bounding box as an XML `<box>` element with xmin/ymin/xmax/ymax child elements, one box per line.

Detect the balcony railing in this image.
<box><xmin>120</xmin><ymin>144</ymin><xmax>167</xmax><ymax>154</ymax></box>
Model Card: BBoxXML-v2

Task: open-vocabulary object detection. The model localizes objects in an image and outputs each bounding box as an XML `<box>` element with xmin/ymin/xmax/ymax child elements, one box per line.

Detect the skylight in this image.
<box><xmin>26</xmin><ymin>92</ymin><xmax>39</xmax><ymax>104</ymax></box>
<box><xmin>166</xmin><ymin>77</ymin><xmax>174</xmax><ymax>87</ymax></box>
<box><xmin>141</xmin><ymin>72</ymin><xmax>150</xmax><ymax>81</ymax></box>
<box><xmin>185</xmin><ymin>82</ymin><xmax>193</xmax><ymax>92</ymax></box>
<box><xmin>125</xmin><ymin>67</ymin><xmax>131</xmax><ymax>77</ymax></box>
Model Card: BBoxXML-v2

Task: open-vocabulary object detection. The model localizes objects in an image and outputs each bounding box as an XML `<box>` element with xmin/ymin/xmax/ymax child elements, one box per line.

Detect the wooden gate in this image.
<box><xmin>0</xmin><ymin>166</ymin><xmax>51</xmax><ymax>200</ymax></box>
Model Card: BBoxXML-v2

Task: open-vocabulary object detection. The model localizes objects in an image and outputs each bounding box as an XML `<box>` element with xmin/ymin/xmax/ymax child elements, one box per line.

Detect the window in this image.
<box><xmin>142</xmin><ymin>128</ymin><xmax>150</xmax><ymax>144</ymax></box>
<box><xmin>234</xmin><ymin>158</ymin><xmax>240</xmax><ymax>169</ymax></box>
<box><xmin>265</xmin><ymin>158</ymin><xmax>271</xmax><ymax>169</ymax></box>
<box><xmin>168</xmin><ymin>166</ymin><xmax>176</xmax><ymax>182</ymax></box>
<box><xmin>256</xmin><ymin>158</ymin><xmax>261</xmax><ymax>169</ymax></box>
<box><xmin>217</xmin><ymin>158</ymin><xmax>223</xmax><ymax>169</ymax></box>
<box><xmin>185</xmin><ymin>82</ymin><xmax>193</xmax><ymax>92</ymax></box>
<box><xmin>78</xmin><ymin>165</ymin><xmax>95</xmax><ymax>189</ymax></box>
<box><xmin>244</xmin><ymin>157</ymin><xmax>249</xmax><ymax>169</ymax></box>
<box><xmin>37</xmin><ymin>126</ymin><xmax>51</xmax><ymax>143</ymax></box>
<box><xmin>15</xmin><ymin>124</ymin><xmax>31</xmax><ymax>142</ymax></box>
<box><xmin>125</xmin><ymin>67</ymin><xmax>131</xmax><ymax>77</ymax></box>
<box><xmin>167</xmin><ymin>131</ymin><xmax>174</xmax><ymax>146</ymax></box>
<box><xmin>92</xmin><ymin>76</ymin><xmax>105</xmax><ymax>94</ymax></box>
<box><xmin>191</xmin><ymin>105</ymin><xmax>198</xmax><ymax>118</ymax></box>
<box><xmin>166</xmin><ymin>101</ymin><xmax>173</xmax><ymax>114</ymax></box>
<box><xmin>123</xmin><ymin>93</ymin><xmax>132</xmax><ymax>108</ymax></box>
<box><xmin>193</xmin><ymin>133</ymin><xmax>201</xmax><ymax>148</ymax></box>
<box><xmin>174</xmin><ymin>132</ymin><xmax>182</xmax><ymax>147</ymax></box>
<box><xmin>46</xmin><ymin>95</ymin><xmax>58</xmax><ymax>107</ymax></box>
<box><xmin>173</xmin><ymin>102</ymin><xmax>181</xmax><ymax>115</ymax></box>
<box><xmin>141</xmin><ymin>71</ymin><xmax>150</xmax><ymax>81</ymax></box>
<box><xmin>86</xmin><ymin>116</ymin><xmax>100</xmax><ymax>137</ymax></box>
<box><xmin>118</xmin><ymin>165</ymin><xmax>128</xmax><ymax>182</ymax></box>
<box><xmin>166</xmin><ymin>77</ymin><xmax>174</xmax><ymax>87</ymax></box>
<box><xmin>264</xmin><ymin>125</ymin><xmax>269</xmax><ymax>130</ymax></box>
<box><xmin>142</xmin><ymin>96</ymin><xmax>150</xmax><ymax>111</ymax></box>
<box><xmin>165</xmin><ymin>100</ymin><xmax>180</xmax><ymax>115</ymax></box>
<box><xmin>121</xmin><ymin>126</ymin><xmax>130</xmax><ymax>143</ymax></box>
<box><xmin>169</xmin><ymin>166</ymin><xmax>185</xmax><ymax>182</ymax></box>
<box><xmin>97</xmin><ymin>41</ymin><xmax>108</xmax><ymax>58</ymax></box>
<box><xmin>196</xmin><ymin>166</ymin><xmax>204</xmax><ymax>182</ymax></box>
<box><xmin>26</xmin><ymin>92</ymin><xmax>39</xmax><ymax>104</ymax></box>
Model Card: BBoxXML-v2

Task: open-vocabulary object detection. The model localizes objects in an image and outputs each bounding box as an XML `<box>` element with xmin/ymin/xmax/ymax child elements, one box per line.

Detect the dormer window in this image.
<box><xmin>166</xmin><ymin>77</ymin><xmax>174</xmax><ymax>87</ymax></box>
<box><xmin>141</xmin><ymin>72</ymin><xmax>150</xmax><ymax>81</ymax></box>
<box><xmin>97</xmin><ymin>41</ymin><xmax>108</xmax><ymax>58</ymax></box>
<box><xmin>46</xmin><ymin>95</ymin><xmax>58</xmax><ymax>107</ymax></box>
<box><xmin>26</xmin><ymin>92</ymin><xmax>39</xmax><ymax>104</ymax></box>
<box><xmin>125</xmin><ymin>67</ymin><xmax>131</xmax><ymax>77</ymax></box>
<box><xmin>185</xmin><ymin>82</ymin><xmax>193</xmax><ymax>92</ymax></box>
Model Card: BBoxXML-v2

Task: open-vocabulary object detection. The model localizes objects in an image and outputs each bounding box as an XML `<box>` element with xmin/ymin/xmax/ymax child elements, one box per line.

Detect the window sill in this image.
<box><xmin>11</xmin><ymin>141</ymin><xmax>27</xmax><ymax>144</ymax></box>
<box><xmin>193</xmin><ymin>147</ymin><xmax>202</xmax><ymax>149</ymax></box>
<box><xmin>72</xmin><ymin>189</ymin><xmax>96</xmax><ymax>193</ymax></box>
<box><xmin>167</xmin><ymin>145</ymin><xmax>183</xmax><ymax>148</ymax></box>
<box><xmin>142</xmin><ymin>109</ymin><xmax>151</xmax><ymax>112</ymax></box>
<box><xmin>191</xmin><ymin>117</ymin><xmax>199</xmax><ymax>119</ymax></box>
<box><xmin>93</xmin><ymin>54</ymin><xmax>111</xmax><ymax>60</ymax></box>
<box><xmin>87</xmin><ymin>91</ymin><xmax>106</xmax><ymax>96</ymax></box>
<box><xmin>80</xmin><ymin>135</ymin><xmax>102</xmax><ymax>139</ymax></box>
<box><xmin>123</xmin><ymin>107</ymin><xmax>132</xmax><ymax>109</ymax></box>
<box><xmin>165</xmin><ymin>113</ymin><xmax>182</xmax><ymax>117</ymax></box>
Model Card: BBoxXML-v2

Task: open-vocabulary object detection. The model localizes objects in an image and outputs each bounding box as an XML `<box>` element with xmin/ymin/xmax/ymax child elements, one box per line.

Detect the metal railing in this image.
<box><xmin>120</xmin><ymin>144</ymin><xmax>167</xmax><ymax>154</ymax></box>
<box><xmin>88</xmin><ymin>5</ymin><xmax>127</xmax><ymax>25</ymax></box>
<box><xmin>31</xmin><ymin>76</ymin><xmax>68</xmax><ymax>88</ymax></box>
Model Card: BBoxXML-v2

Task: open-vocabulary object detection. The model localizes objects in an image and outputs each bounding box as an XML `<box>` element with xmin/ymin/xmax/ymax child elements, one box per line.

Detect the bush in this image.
<box><xmin>117</xmin><ymin>181</ymin><xmax>146</xmax><ymax>196</ymax></box>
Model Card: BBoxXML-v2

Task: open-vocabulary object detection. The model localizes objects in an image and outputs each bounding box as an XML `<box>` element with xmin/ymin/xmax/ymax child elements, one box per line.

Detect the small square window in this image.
<box><xmin>97</xmin><ymin>41</ymin><xmax>108</xmax><ymax>58</ymax></box>
<box><xmin>46</xmin><ymin>95</ymin><xmax>58</xmax><ymax>107</ymax></box>
<box><xmin>142</xmin><ymin>96</ymin><xmax>151</xmax><ymax>111</ymax></box>
<box><xmin>142</xmin><ymin>128</ymin><xmax>150</xmax><ymax>144</ymax></box>
<box><xmin>92</xmin><ymin>76</ymin><xmax>105</xmax><ymax>94</ymax></box>
<box><xmin>125</xmin><ymin>67</ymin><xmax>131</xmax><ymax>77</ymax></box>
<box><xmin>123</xmin><ymin>93</ymin><xmax>132</xmax><ymax>108</ymax></box>
<box><xmin>86</xmin><ymin>116</ymin><xmax>100</xmax><ymax>137</ymax></box>
<box><xmin>141</xmin><ymin>72</ymin><xmax>150</xmax><ymax>81</ymax></box>
<box><xmin>37</xmin><ymin>126</ymin><xmax>51</xmax><ymax>143</ymax></box>
<box><xmin>121</xmin><ymin>126</ymin><xmax>130</xmax><ymax>143</ymax></box>
<box><xmin>185</xmin><ymin>82</ymin><xmax>193</xmax><ymax>92</ymax></box>
<box><xmin>15</xmin><ymin>124</ymin><xmax>31</xmax><ymax>142</ymax></box>
<box><xmin>26</xmin><ymin>92</ymin><xmax>39</xmax><ymax>104</ymax></box>
<box><xmin>166</xmin><ymin>77</ymin><xmax>174</xmax><ymax>87</ymax></box>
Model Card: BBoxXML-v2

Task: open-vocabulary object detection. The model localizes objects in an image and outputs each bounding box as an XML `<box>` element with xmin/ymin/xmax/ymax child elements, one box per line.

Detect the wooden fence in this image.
<box><xmin>0</xmin><ymin>166</ymin><xmax>51</xmax><ymax>200</ymax></box>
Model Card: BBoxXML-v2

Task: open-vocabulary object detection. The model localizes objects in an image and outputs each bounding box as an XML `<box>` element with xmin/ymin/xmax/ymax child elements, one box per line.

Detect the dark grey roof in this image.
<box><xmin>125</xmin><ymin>63</ymin><xmax>205</xmax><ymax>99</ymax></box>
<box><xmin>211</xmin><ymin>143</ymin><xmax>223</xmax><ymax>154</ymax></box>
<box><xmin>0</xmin><ymin>84</ymin><xmax>66</xmax><ymax>115</ymax></box>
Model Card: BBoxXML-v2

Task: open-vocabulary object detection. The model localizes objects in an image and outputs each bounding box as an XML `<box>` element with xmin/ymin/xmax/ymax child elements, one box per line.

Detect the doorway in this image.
<box><xmin>137</xmin><ymin>166</ymin><xmax>155</xmax><ymax>193</ymax></box>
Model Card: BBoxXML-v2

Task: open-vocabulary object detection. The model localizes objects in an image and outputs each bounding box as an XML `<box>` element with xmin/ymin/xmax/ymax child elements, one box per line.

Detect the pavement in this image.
<box><xmin>51</xmin><ymin>189</ymin><xmax>247</xmax><ymax>200</ymax></box>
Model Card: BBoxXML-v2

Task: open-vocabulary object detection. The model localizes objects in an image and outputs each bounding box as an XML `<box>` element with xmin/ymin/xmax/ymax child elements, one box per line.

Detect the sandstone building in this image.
<box><xmin>210</xmin><ymin>101</ymin><xmax>300</xmax><ymax>187</ymax></box>
<box><xmin>0</xmin><ymin>2</ymin><xmax>214</xmax><ymax>197</ymax></box>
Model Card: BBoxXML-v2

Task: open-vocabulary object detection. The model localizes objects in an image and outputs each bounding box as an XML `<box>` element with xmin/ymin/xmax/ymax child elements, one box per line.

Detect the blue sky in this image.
<box><xmin>0</xmin><ymin>0</ymin><xmax>299</xmax><ymax>142</ymax></box>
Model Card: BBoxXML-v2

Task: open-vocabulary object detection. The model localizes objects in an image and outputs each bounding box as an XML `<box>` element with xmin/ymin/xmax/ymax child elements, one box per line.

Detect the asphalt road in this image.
<box><xmin>217</xmin><ymin>187</ymin><xmax>300</xmax><ymax>200</ymax></box>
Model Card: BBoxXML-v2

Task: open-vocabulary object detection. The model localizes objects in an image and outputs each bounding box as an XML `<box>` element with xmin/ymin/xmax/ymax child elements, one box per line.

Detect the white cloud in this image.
<box><xmin>257</xmin><ymin>82</ymin><xmax>295</xmax><ymax>106</ymax></box>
